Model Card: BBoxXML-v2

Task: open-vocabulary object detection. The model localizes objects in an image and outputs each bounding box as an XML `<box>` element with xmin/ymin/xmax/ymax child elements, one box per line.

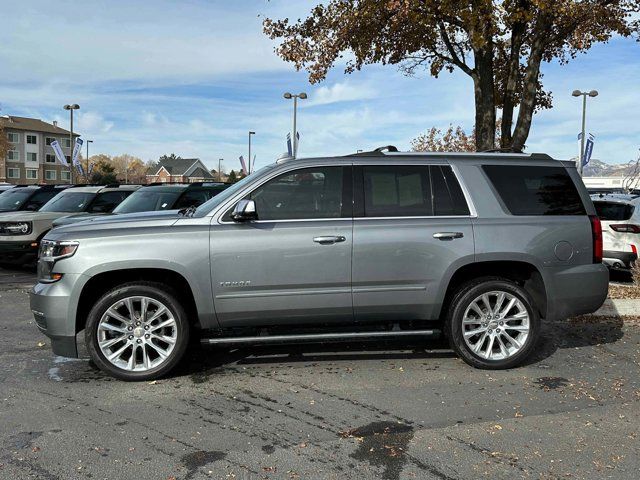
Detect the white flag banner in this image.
<box><xmin>72</xmin><ymin>138</ymin><xmax>83</xmax><ymax>166</ymax></box>
<box><xmin>50</xmin><ymin>140</ymin><xmax>68</xmax><ymax>166</ymax></box>
<box><xmin>239</xmin><ymin>156</ymin><xmax>247</xmax><ymax>175</ymax></box>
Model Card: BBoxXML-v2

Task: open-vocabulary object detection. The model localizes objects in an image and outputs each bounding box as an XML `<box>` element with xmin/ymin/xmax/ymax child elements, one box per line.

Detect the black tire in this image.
<box><xmin>446</xmin><ymin>277</ymin><xmax>540</xmax><ymax>369</ymax></box>
<box><xmin>85</xmin><ymin>282</ymin><xmax>190</xmax><ymax>381</ymax></box>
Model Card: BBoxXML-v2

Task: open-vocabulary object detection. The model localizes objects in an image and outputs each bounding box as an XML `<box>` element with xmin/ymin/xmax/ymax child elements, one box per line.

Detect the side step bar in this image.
<box><xmin>201</xmin><ymin>329</ymin><xmax>441</xmax><ymax>346</ymax></box>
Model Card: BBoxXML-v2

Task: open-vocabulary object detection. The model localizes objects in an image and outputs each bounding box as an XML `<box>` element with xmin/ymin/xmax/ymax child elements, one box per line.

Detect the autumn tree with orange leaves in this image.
<box><xmin>264</xmin><ymin>1</ymin><xmax>639</xmax><ymax>152</ymax></box>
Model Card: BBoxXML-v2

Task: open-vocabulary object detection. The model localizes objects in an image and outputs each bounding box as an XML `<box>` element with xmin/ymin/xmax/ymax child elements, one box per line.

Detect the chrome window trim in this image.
<box><xmin>354</xmin><ymin>215</ymin><xmax>473</xmax><ymax>221</ymax></box>
<box><xmin>214</xmin><ymin>160</ymin><xmax>477</xmax><ymax>225</ymax></box>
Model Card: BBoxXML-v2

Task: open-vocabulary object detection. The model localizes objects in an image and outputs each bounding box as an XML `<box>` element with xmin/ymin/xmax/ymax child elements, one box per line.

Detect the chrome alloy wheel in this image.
<box><xmin>97</xmin><ymin>296</ymin><xmax>178</xmax><ymax>372</ymax></box>
<box><xmin>461</xmin><ymin>291</ymin><xmax>530</xmax><ymax>361</ymax></box>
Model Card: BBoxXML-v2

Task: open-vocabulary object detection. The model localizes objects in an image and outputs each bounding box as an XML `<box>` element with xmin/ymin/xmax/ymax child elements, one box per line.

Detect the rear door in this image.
<box><xmin>352</xmin><ymin>163</ymin><xmax>475</xmax><ymax>321</ymax></box>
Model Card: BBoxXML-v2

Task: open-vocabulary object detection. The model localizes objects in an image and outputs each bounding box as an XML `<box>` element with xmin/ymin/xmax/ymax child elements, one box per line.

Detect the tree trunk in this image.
<box><xmin>511</xmin><ymin>43</ymin><xmax>544</xmax><ymax>151</ymax></box>
<box><xmin>500</xmin><ymin>18</ymin><xmax>525</xmax><ymax>150</ymax></box>
<box><xmin>473</xmin><ymin>50</ymin><xmax>496</xmax><ymax>151</ymax></box>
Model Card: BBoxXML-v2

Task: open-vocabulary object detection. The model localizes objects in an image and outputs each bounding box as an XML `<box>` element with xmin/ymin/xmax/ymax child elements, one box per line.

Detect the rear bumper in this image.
<box><xmin>603</xmin><ymin>250</ymin><xmax>637</xmax><ymax>270</ymax></box>
<box><xmin>545</xmin><ymin>263</ymin><xmax>609</xmax><ymax>320</ymax></box>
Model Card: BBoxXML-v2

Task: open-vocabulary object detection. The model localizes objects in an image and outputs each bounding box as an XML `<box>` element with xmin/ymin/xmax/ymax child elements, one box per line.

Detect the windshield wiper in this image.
<box><xmin>178</xmin><ymin>205</ymin><xmax>197</xmax><ymax>217</ymax></box>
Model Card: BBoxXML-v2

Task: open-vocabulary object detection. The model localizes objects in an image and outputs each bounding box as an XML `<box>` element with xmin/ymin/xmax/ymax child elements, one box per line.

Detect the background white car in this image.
<box><xmin>591</xmin><ymin>193</ymin><xmax>639</xmax><ymax>270</ymax></box>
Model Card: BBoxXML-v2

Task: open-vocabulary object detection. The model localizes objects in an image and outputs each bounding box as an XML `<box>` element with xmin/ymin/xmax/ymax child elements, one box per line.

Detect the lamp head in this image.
<box><xmin>299</xmin><ymin>92</ymin><xmax>308</xmax><ymax>99</ymax></box>
<box><xmin>283</xmin><ymin>92</ymin><xmax>292</xmax><ymax>99</ymax></box>
<box><xmin>571</xmin><ymin>90</ymin><xmax>582</xmax><ymax>97</ymax></box>
<box><xmin>588</xmin><ymin>90</ymin><xmax>599</xmax><ymax>97</ymax></box>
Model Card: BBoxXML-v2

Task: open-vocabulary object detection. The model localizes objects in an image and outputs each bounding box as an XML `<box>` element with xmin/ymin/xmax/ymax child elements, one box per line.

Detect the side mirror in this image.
<box><xmin>231</xmin><ymin>199</ymin><xmax>257</xmax><ymax>222</ymax></box>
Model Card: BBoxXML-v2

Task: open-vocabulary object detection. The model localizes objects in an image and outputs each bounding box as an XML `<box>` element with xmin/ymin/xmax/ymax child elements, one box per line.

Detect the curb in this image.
<box><xmin>590</xmin><ymin>298</ymin><xmax>640</xmax><ymax>317</ymax></box>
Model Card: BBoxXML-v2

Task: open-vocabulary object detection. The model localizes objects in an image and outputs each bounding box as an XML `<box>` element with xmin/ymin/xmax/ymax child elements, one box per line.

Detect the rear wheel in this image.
<box><xmin>446</xmin><ymin>278</ymin><xmax>540</xmax><ymax>369</ymax></box>
<box><xmin>85</xmin><ymin>282</ymin><xmax>190</xmax><ymax>381</ymax></box>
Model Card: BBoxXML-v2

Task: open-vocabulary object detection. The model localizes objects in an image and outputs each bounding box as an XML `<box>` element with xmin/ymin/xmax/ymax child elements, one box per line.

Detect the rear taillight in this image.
<box><xmin>590</xmin><ymin>215</ymin><xmax>603</xmax><ymax>264</ymax></box>
<box><xmin>610</xmin><ymin>224</ymin><xmax>640</xmax><ymax>233</ymax></box>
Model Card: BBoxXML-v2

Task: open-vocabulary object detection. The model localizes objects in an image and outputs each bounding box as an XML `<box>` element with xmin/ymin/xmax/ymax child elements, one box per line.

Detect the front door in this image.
<box><xmin>352</xmin><ymin>163</ymin><xmax>475</xmax><ymax>321</ymax></box>
<box><xmin>210</xmin><ymin>165</ymin><xmax>353</xmax><ymax>327</ymax></box>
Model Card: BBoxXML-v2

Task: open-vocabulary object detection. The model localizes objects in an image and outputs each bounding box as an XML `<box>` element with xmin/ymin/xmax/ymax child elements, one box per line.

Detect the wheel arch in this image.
<box><xmin>75</xmin><ymin>268</ymin><xmax>204</xmax><ymax>335</ymax></box>
<box><xmin>438</xmin><ymin>260</ymin><xmax>548</xmax><ymax>320</ymax></box>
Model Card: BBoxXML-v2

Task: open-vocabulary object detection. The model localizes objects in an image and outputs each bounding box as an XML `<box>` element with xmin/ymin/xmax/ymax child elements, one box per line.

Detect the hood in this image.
<box><xmin>53</xmin><ymin>213</ymin><xmax>111</xmax><ymax>228</ymax></box>
<box><xmin>49</xmin><ymin>209</ymin><xmax>183</xmax><ymax>237</ymax></box>
<box><xmin>0</xmin><ymin>211</ymin><xmax>67</xmax><ymax>222</ymax></box>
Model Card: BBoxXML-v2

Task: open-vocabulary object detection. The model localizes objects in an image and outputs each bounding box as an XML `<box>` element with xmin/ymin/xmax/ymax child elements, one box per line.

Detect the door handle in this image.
<box><xmin>433</xmin><ymin>232</ymin><xmax>464</xmax><ymax>240</ymax></box>
<box><xmin>313</xmin><ymin>235</ymin><xmax>346</xmax><ymax>245</ymax></box>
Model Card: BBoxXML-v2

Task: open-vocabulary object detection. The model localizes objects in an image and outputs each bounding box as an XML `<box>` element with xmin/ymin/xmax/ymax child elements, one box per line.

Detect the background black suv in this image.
<box><xmin>0</xmin><ymin>185</ymin><xmax>70</xmax><ymax>213</ymax></box>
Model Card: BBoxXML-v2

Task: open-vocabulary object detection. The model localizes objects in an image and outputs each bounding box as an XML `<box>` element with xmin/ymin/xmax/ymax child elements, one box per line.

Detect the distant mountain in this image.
<box><xmin>582</xmin><ymin>159</ymin><xmax>640</xmax><ymax>178</ymax></box>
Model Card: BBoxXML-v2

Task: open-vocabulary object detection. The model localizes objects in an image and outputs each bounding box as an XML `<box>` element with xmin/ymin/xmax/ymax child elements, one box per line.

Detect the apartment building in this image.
<box><xmin>1</xmin><ymin>115</ymin><xmax>79</xmax><ymax>184</ymax></box>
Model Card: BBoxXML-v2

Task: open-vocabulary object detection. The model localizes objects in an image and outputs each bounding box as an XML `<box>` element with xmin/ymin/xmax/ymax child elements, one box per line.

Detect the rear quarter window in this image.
<box><xmin>593</xmin><ymin>201</ymin><xmax>634</xmax><ymax>221</ymax></box>
<box><xmin>483</xmin><ymin>165</ymin><xmax>586</xmax><ymax>216</ymax></box>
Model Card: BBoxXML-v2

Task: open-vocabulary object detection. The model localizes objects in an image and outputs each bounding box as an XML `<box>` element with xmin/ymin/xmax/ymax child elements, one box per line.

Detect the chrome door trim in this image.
<box><xmin>216</xmin><ymin>287</ymin><xmax>352</xmax><ymax>300</ymax></box>
<box><xmin>352</xmin><ymin>285</ymin><xmax>427</xmax><ymax>293</ymax></box>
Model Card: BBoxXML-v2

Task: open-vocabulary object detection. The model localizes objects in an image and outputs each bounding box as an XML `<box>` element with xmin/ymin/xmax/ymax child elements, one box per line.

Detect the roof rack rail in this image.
<box><xmin>479</xmin><ymin>147</ymin><xmax>524</xmax><ymax>153</ymax></box>
<box><xmin>348</xmin><ymin>145</ymin><xmax>399</xmax><ymax>156</ymax></box>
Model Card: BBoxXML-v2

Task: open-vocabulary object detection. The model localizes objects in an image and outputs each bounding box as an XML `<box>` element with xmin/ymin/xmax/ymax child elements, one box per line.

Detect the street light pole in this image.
<box><xmin>218</xmin><ymin>158</ymin><xmax>223</xmax><ymax>182</ymax></box>
<box><xmin>571</xmin><ymin>90</ymin><xmax>598</xmax><ymax>176</ymax></box>
<box><xmin>248</xmin><ymin>131</ymin><xmax>255</xmax><ymax>174</ymax></box>
<box><xmin>86</xmin><ymin>140</ymin><xmax>93</xmax><ymax>183</ymax></box>
<box><xmin>283</xmin><ymin>92</ymin><xmax>307</xmax><ymax>158</ymax></box>
<box><xmin>63</xmin><ymin>104</ymin><xmax>80</xmax><ymax>184</ymax></box>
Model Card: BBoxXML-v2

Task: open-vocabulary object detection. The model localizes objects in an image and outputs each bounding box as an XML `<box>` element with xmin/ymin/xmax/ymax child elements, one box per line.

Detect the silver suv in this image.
<box><xmin>30</xmin><ymin>150</ymin><xmax>609</xmax><ymax>380</ymax></box>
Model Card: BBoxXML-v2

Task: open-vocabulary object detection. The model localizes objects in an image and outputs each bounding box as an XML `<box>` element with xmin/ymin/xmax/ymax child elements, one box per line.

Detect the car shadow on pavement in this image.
<box><xmin>175</xmin><ymin>338</ymin><xmax>456</xmax><ymax>380</ymax></box>
<box><xmin>74</xmin><ymin>317</ymin><xmax>625</xmax><ymax>382</ymax></box>
<box><xmin>524</xmin><ymin>316</ymin><xmax>625</xmax><ymax>366</ymax></box>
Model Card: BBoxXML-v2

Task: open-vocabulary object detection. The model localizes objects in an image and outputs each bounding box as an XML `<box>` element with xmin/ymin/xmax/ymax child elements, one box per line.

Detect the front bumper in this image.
<box><xmin>0</xmin><ymin>240</ymin><xmax>39</xmax><ymax>264</ymax></box>
<box><xmin>29</xmin><ymin>273</ymin><xmax>87</xmax><ymax>358</ymax></box>
<box><xmin>545</xmin><ymin>263</ymin><xmax>609</xmax><ymax>320</ymax></box>
<box><xmin>603</xmin><ymin>250</ymin><xmax>637</xmax><ymax>270</ymax></box>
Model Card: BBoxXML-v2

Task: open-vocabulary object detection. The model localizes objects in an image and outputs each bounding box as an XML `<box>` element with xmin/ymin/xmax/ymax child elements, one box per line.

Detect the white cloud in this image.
<box><xmin>307</xmin><ymin>82</ymin><xmax>378</xmax><ymax>106</ymax></box>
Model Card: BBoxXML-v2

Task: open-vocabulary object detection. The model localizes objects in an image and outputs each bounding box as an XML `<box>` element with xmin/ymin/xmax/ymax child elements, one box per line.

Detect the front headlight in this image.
<box><xmin>0</xmin><ymin>221</ymin><xmax>32</xmax><ymax>235</ymax></box>
<box><xmin>38</xmin><ymin>239</ymin><xmax>79</xmax><ymax>260</ymax></box>
<box><xmin>38</xmin><ymin>240</ymin><xmax>79</xmax><ymax>283</ymax></box>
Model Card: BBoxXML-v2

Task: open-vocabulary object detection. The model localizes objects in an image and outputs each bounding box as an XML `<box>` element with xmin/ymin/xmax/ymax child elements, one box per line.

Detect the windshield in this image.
<box><xmin>194</xmin><ymin>165</ymin><xmax>275</xmax><ymax>216</ymax></box>
<box><xmin>114</xmin><ymin>190</ymin><xmax>182</xmax><ymax>214</ymax></box>
<box><xmin>40</xmin><ymin>192</ymin><xmax>97</xmax><ymax>213</ymax></box>
<box><xmin>0</xmin><ymin>189</ymin><xmax>33</xmax><ymax>211</ymax></box>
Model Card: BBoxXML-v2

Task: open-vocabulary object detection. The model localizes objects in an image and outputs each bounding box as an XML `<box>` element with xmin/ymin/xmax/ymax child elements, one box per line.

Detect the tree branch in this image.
<box><xmin>438</xmin><ymin>22</ymin><xmax>474</xmax><ymax>76</ymax></box>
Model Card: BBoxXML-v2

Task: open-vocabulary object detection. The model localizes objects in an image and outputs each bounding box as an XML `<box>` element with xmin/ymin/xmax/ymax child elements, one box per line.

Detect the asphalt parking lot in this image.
<box><xmin>1</xmin><ymin>268</ymin><xmax>639</xmax><ymax>480</ymax></box>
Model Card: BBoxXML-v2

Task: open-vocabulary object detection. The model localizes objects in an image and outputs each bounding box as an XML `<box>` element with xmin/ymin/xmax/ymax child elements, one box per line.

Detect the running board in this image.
<box><xmin>201</xmin><ymin>329</ymin><xmax>441</xmax><ymax>346</ymax></box>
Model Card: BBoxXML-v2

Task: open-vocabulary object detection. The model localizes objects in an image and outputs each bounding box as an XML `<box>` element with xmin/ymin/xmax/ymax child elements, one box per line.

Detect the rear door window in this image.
<box><xmin>363</xmin><ymin>165</ymin><xmax>432</xmax><ymax>217</ymax></box>
<box><xmin>483</xmin><ymin>165</ymin><xmax>586</xmax><ymax>215</ymax></box>
<box><xmin>174</xmin><ymin>189</ymin><xmax>210</xmax><ymax>209</ymax></box>
<box><xmin>431</xmin><ymin>165</ymin><xmax>470</xmax><ymax>215</ymax></box>
<box><xmin>22</xmin><ymin>190</ymin><xmax>59</xmax><ymax>211</ymax></box>
<box><xmin>593</xmin><ymin>202</ymin><xmax>634</xmax><ymax>221</ymax></box>
<box><xmin>88</xmin><ymin>191</ymin><xmax>129</xmax><ymax>213</ymax></box>
<box><xmin>361</xmin><ymin>165</ymin><xmax>469</xmax><ymax>217</ymax></box>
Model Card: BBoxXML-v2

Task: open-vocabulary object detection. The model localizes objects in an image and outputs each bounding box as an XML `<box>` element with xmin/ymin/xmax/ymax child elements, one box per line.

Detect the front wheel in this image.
<box><xmin>85</xmin><ymin>282</ymin><xmax>190</xmax><ymax>381</ymax></box>
<box><xmin>446</xmin><ymin>278</ymin><xmax>540</xmax><ymax>369</ymax></box>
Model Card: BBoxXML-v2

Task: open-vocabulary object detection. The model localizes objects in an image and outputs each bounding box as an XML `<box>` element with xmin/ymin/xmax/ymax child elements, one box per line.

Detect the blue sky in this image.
<box><xmin>2</xmin><ymin>0</ymin><xmax>639</xmax><ymax>172</ymax></box>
